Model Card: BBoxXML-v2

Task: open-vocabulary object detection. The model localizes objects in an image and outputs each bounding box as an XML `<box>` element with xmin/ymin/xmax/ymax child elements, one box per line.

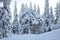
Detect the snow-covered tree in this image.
<box><xmin>36</xmin><ymin>5</ymin><xmax>40</xmax><ymax>19</ymax></box>
<box><xmin>55</xmin><ymin>2</ymin><xmax>60</xmax><ymax>20</ymax></box>
<box><xmin>20</xmin><ymin>3</ymin><xmax>25</xmax><ymax>13</ymax></box>
<box><xmin>49</xmin><ymin>7</ymin><xmax>55</xmax><ymax>30</ymax></box>
<box><xmin>12</xmin><ymin>0</ymin><xmax>19</xmax><ymax>34</ymax></box>
<box><xmin>0</xmin><ymin>7</ymin><xmax>11</xmax><ymax>38</ymax></box>
<box><xmin>55</xmin><ymin>0</ymin><xmax>60</xmax><ymax>21</ymax></box>
<box><xmin>0</xmin><ymin>7</ymin><xmax>5</xmax><ymax>38</ymax></box>
<box><xmin>29</xmin><ymin>2</ymin><xmax>32</xmax><ymax>10</ymax></box>
<box><xmin>25</xmin><ymin>3</ymin><xmax>28</xmax><ymax>10</ymax></box>
<box><xmin>3</xmin><ymin>0</ymin><xmax>11</xmax><ymax>32</ymax></box>
<box><xmin>34</xmin><ymin>4</ymin><xmax>36</xmax><ymax>11</ymax></box>
<box><xmin>42</xmin><ymin>0</ymin><xmax>51</xmax><ymax>32</ymax></box>
<box><xmin>42</xmin><ymin>0</ymin><xmax>55</xmax><ymax>32</ymax></box>
<box><xmin>19</xmin><ymin>2</ymin><xmax>42</xmax><ymax>34</ymax></box>
<box><xmin>55</xmin><ymin>0</ymin><xmax>60</xmax><ymax>29</ymax></box>
<box><xmin>0</xmin><ymin>0</ymin><xmax>11</xmax><ymax>38</ymax></box>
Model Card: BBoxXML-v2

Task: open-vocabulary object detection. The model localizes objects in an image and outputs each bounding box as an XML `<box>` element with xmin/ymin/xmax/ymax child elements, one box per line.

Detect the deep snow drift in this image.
<box><xmin>1</xmin><ymin>28</ymin><xmax>60</xmax><ymax>40</ymax></box>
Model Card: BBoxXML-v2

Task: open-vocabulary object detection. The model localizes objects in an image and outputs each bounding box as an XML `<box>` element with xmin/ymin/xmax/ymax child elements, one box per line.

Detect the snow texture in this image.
<box><xmin>1</xmin><ymin>28</ymin><xmax>60</xmax><ymax>40</ymax></box>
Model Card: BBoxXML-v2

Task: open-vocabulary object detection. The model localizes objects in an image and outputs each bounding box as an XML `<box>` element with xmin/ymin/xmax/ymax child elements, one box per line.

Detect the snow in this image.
<box><xmin>1</xmin><ymin>28</ymin><xmax>60</xmax><ymax>40</ymax></box>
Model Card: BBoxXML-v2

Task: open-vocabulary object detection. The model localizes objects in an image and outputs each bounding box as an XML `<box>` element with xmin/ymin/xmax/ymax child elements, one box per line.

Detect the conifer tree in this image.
<box><xmin>43</xmin><ymin>0</ymin><xmax>50</xmax><ymax>32</ymax></box>
<box><xmin>12</xmin><ymin>0</ymin><xmax>19</xmax><ymax>34</ymax></box>
<box><xmin>0</xmin><ymin>0</ymin><xmax>11</xmax><ymax>37</ymax></box>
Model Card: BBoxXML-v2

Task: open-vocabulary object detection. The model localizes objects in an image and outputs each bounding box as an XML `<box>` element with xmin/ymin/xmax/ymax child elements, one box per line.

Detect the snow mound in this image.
<box><xmin>2</xmin><ymin>28</ymin><xmax>60</xmax><ymax>40</ymax></box>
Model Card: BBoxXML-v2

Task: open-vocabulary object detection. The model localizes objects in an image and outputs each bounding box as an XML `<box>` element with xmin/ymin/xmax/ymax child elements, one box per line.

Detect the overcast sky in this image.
<box><xmin>0</xmin><ymin>0</ymin><xmax>59</xmax><ymax>15</ymax></box>
<box><xmin>0</xmin><ymin>0</ymin><xmax>59</xmax><ymax>21</ymax></box>
<box><xmin>10</xmin><ymin>0</ymin><xmax>59</xmax><ymax>15</ymax></box>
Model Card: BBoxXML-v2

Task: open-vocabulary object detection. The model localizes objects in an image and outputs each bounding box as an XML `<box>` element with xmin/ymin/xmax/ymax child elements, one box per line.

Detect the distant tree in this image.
<box><xmin>12</xmin><ymin>0</ymin><xmax>19</xmax><ymax>34</ymax></box>
<box><xmin>43</xmin><ymin>0</ymin><xmax>50</xmax><ymax>32</ymax></box>
<box><xmin>55</xmin><ymin>1</ymin><xmax>60</xmax><ymax>29</ymax></box>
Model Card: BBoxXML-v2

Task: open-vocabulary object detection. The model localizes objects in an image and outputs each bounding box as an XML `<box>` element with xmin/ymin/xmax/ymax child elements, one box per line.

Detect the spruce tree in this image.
<box><xmin>12</xmin><ymin>0</ymin><xmax>19</xmax><ymax>34</ymax></box>
<box><xmin>55</xmin><ymin>0</ymin><xmax>60</xmax><ymax>29</ymax></box>
<box><xmin>0</xmin><ymin>0</ymin><xmax>11</xmax><ymax>37</ymax></box>
<box><xmin>43</xmin><ymin>0</ymin><xmax>50</xmax><ymax>32</ymax></box>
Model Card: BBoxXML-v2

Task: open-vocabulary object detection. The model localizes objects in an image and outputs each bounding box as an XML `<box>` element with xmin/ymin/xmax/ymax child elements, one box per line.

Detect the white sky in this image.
<box><xmin>10</xmin><ymin>0</ymin><xmax>59</xmax><ymax>15</ymax></box>
<box><xmin>0</xmin><ymin>0</ymin><xmax>59</xmax><ymax>21</ymax></box>
<box><xmin>9</xmin><ymin>0</ymin><xmax>59</xmax><ymax>21</ymax></box>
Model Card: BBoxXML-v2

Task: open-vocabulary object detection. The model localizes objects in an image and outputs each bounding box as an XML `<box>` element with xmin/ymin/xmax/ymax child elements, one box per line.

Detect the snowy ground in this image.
<box><xmin>1</xmin><ymin>28</ymin><xmax>60</xmax><ymax>40</ymax></box>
